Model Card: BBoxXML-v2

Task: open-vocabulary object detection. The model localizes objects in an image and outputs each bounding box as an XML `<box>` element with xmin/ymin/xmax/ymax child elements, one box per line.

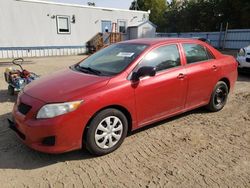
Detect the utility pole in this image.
<box><xmin>131</xmin><ymin>0</ymin><xmax>140</xmax><ymax>10</ymax></box>
<box><xmin>217</xmin><ymin>13</ymin><xmax>223</xmax><ymax>49</ymax></box>
<box><xmin>222</xmin><ymin>22</ymin><xmax>229</xmax><ymax>50</ymax></box>
<box><xmin>218</xmin><ymin>23</ymin><xmax>223</xmax><ymax>49</ymax></box>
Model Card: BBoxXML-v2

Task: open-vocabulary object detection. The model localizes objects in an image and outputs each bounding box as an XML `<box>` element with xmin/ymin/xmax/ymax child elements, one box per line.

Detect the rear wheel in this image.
<box><xmin>206</xmin><ymin>81</ymin><xmax>228</xmax><ymax>112</ymax></box>
<box><xmin>85</xmin><ymin>108</ymin><xmax>128</xmax><ymax>156</ymax></box>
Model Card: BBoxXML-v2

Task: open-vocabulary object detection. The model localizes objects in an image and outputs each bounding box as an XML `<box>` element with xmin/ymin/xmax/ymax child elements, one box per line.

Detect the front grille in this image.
<box><xmin>18</xmin><ymin>103</ymin><xmax>32</xmax><ymax>115</ymax></box>
<box><xmin>246</xmin><ymin>58</ymin><xmax>250</xmax><ymax>63</ymax></box>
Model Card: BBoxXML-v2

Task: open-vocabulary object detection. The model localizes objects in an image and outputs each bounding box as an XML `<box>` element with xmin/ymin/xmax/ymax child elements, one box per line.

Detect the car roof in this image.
<box><xmin>121</xmin><ymin>38</ymin><xmax>201</xmax><ymax>46</ymax></box>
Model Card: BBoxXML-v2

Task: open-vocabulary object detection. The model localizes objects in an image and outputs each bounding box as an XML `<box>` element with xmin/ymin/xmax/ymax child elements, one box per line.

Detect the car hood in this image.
<box><xmin>245</xmin><ymin>45</ymin><xmax>250</xmax><ymax>52</ymax></box>
<box><xmin>23</xmin><ymin>68</ymin><xmax>110</xmax><ymax>103</ymax></box>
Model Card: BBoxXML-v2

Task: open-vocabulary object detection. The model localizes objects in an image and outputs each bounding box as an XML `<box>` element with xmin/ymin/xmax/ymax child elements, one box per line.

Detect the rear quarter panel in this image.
<box><xmin>216</xmin><ymin>55</ymin><xmax>238</xmax><ymax>91</ymax></box>
<box><xmin>203</xmin><ymin>43</ymin><xmax>237</xmax><ymax>92</ymax></box>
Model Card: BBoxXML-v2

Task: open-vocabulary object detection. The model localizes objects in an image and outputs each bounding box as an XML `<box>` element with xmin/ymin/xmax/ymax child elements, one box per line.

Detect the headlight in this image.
<box><xmin>37</xmin><ymin>100</ymin><xmax>83</xmax><ymax>119</ymax></box>
<box><xmin>19</xmin><ymin>79</ymin><xmax>25</xmax><ymax>85</ymax></box>
<box><xmin>238</xmin><ymin>48</ymin><xmax>246</xmax><ymax>57</ymax></box>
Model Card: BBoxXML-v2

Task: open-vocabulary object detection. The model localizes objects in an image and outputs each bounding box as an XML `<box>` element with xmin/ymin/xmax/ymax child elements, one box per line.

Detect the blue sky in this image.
<box><xmin>43</xmin><ymin>0</ymin><xmax>134</xmax><ymax>9</ymax></box>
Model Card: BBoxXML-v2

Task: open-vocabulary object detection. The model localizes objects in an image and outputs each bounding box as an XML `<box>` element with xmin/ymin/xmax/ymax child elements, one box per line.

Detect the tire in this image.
<box><xmin>8</xmin><ymin>85</ymin><xmax>15</xmax><ymax>95</ymax></box>
<box><xmin>206</xmin><ymin>81</ymin><xmax>229</xmax><ymax>112</ymax></box>
<box><xmin>85</xmin><ymin>108</ymin><xmax>128</xmax><ymax>156</ymax></box>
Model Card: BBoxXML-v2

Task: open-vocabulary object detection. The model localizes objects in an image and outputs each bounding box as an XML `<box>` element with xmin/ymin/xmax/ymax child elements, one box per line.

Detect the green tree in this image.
<box><xmin>165</xmin><ymin>0</ymin><xmax>250</xmax><ymax>32</ymax></box>
<box><xmin>131</xmin><ymin>0</ymin><xmax>250</xmax><ymax>32</ymax></box>
<box><xmin>130</xmin><ymin>0</ymin><xmax>167</xmax><ymax>32</ymax></box>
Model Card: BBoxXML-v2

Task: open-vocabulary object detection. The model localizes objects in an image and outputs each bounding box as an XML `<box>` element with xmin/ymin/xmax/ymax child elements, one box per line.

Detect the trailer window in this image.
<box><xmin>57</xmin><ymin>16</ymin><xmax>71</xmax><ymax>34</ymax></box>
<box><xmin>118</xmin><ymin>20</ymin><xmax>127</xmax><ymax>33</ymax></box>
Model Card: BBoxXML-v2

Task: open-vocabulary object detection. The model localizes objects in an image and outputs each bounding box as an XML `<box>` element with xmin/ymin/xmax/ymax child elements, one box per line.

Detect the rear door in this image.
<box><xmin>182</xmin><ymin>43</ymin><xmax>219</xmax><ymax>109</ymax></box>
<box><xmin>133</xmin><ymin>44</ymin><xmax>188</xmax><ymax>126</ymax></box>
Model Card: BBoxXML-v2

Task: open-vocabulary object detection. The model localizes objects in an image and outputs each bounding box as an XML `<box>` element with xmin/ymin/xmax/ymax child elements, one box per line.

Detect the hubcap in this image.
<box><xmin>95</xmin><ymin>116</ymin><xmax>123</xmax><ymax>149</ymax></box>
<box><xmin>214</xmin><ymin>86</ymin><xmax>227</xmax><ymax>106</ymax></box>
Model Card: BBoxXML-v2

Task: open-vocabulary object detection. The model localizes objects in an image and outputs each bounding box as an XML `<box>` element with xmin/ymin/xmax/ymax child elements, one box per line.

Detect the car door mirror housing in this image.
<box><xmin>131</xmin><ymin>66</ymin><xmax>156</xmax><ymax>81</ymax></box>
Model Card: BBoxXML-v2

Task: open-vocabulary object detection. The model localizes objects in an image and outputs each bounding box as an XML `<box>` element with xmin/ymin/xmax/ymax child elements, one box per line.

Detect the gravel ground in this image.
<box><xmin>0</xmin><ymin>55</ymin><xmax>249</xmax><ymax>187</ymax></box>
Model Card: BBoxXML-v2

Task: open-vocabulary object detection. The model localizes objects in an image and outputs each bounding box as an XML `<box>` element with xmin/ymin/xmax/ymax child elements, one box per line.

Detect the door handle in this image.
<box><xmin>177</xmin><ymin>73</ymin><xmax>185</xmax><ymax>79</ymax></box>
<box><xmin>212</xmin><ymin>65</ymin><xmax>218</xmax><ymax>71</ymax></box>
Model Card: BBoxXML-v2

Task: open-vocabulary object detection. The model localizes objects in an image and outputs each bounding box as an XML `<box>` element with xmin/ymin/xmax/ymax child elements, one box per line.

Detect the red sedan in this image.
<box><xmin>9</xmin><ymin>38</ymin><xmax>238</xmax><ymax>155</ymax></box>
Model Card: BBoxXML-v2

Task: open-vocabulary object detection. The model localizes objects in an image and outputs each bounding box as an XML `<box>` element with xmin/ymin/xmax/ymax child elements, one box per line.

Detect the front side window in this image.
<box><xmin>136</xmin><ymin>44</ymin><xmax>181</xmax><ymax>72</ymax></box>
<box><xmin>183</xmin><ymin>44</ymin><xmax>213</xmax><ymax>64</ymax></box>
<box><xmin>57</xmin><ymin>16</ymin><xmax>70</xmax><ymax>34</ymax></box>
<box><xmin>118</xmin><ymin>20</ymin><xmax>127</xmax><ymax>33</ymax></box>
<box><xmin>77</xmin><ymin>43</ymin><xmax>148</xmax><ymax>76</ymax></box>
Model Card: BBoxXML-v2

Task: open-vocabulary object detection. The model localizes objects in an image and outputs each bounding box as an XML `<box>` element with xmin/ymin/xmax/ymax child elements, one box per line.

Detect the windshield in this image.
<box><xmin>77</xmin><ymin>43</ymin><xmax>148</xmax><ymax>76</ymax></box>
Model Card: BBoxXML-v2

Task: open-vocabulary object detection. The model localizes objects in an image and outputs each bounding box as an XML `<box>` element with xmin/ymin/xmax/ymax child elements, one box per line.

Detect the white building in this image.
<box><xmin>0</xmin><ymin>0</ymin><xmax>153</xmax><ymax>59</ymax></box>
<box><xmin>128</xmin><ymin>20</ymin><xmax>157</xmax><ymax>40</ymax></box>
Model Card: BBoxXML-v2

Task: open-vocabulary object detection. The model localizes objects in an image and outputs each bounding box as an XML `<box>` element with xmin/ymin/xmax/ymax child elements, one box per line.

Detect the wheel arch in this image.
<box><xmin>219</xmin><ymin>77</ymin><xmax>230</xmax><ymax>92</ymax></box>
<box><xmin>82</xmin><ymin>105</ymin><xmax>133</xmax><ymax>147</ymax></box>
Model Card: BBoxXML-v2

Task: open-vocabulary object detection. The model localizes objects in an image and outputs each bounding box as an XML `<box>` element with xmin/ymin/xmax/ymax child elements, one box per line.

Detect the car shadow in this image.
<box><xmin>0</xmin><ymin>90</ymin><xmax>17</xmax><ymax>103</ymax></box>
<box><xmin>129</xmin><ymin>107</ymin><xmax>208</xmax><ymax>136</ymax></box>
<box><xmin>0</xmin><ymin>107</ymin><xmax>209</xmax><ymax>170</ymax></box>
<box><xmin>238</xmin><ymin>71</ymin><xmax>250</xmax><ymax>82</ymax></box>
<box><xmin>0</xmin><ymin>112</ymin><xmax>93</xmax><ymax>170</ymax></box>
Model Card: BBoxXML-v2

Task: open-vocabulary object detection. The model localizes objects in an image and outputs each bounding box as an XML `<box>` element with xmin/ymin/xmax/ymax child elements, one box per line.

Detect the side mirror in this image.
<box><xmin>131</xmin><ymin>66</ymin><xmax>156</xmax><ymax>81</ymax></box>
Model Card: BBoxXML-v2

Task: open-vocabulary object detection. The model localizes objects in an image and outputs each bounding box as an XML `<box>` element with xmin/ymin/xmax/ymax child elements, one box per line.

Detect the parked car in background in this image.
<box><xmin>237</xmin><ymin>45</ymin><xmax>250</xmax><ymax>71</ymax></box>
<box><xmin>9</xmin><ymin>38</ymin><xmax>238</xmax><ymax>156</ymax></box>
<box><xmin>193</xmin><ymin>37</ymin><xmax>212</xmax><ymax>45</ymax></box>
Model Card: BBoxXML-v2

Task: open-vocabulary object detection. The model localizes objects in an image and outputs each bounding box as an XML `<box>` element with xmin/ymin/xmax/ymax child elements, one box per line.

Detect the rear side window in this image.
<box><xmin>137</xmin><ymin>44</ymin><xmax>181</xmax><ymax>72</ymax></box>
<box><xmin>183</xmin><ymin>44</ymin><xmax>214</xmax><ymax>64</ymax></box>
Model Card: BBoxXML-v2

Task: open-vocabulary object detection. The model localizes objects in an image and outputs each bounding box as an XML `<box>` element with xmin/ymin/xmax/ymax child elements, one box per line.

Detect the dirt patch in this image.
<box><xmin>0</xmin><ymin>55</ymin><xmax>250</xmax><ymax>187</ymax></box>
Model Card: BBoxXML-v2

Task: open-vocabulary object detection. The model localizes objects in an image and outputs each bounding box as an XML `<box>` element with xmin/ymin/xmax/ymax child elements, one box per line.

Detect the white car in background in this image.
<box><xmin>237</xmin><ymin>45</ymin><xmax>250</xmax><ymax>70</ymax></box>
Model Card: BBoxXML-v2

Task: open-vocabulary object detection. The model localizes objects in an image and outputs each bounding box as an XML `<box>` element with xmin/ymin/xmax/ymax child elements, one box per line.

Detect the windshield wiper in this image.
<box><xmin>76</xmin><ymin>65</ymin><xmax>102</xmax><ymax>75</ymax></box>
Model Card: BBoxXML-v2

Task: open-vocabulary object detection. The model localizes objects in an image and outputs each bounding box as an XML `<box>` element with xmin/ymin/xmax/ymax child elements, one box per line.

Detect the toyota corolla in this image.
<box><xmin>9</xmin><ymin>38</ymin><xmax>238</xmax><ymax>155</ymax></box>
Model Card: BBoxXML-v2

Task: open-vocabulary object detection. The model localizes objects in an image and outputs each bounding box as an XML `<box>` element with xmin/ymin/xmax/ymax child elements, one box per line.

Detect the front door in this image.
<box><xmin>133</xmin><ymin>44</ymin><xmax>188</xmax><ymax>127</ymax></box>
<box><xmin>101</xmin><ymin>20</ymin><xmax>112</xmax><ymax>33</ymax></box>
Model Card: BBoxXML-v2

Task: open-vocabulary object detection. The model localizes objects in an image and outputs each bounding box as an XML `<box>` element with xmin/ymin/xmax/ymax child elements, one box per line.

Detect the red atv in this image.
<box><xmin>4</xmin><ymin>58</ymin><xmax>39</xmax><ymax>95</ymax></box>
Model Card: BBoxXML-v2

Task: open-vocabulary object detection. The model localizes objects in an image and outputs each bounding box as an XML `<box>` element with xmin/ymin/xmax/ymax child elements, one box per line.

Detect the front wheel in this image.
<box><xmin>85</xmin><ymin>108</ymin><xmax>128</xmax><ymax>156</ymax></box>
<box><xmin>206</xmin><ymin>81</ymin><xmax>229</xmax><ymax>112</ymax></box>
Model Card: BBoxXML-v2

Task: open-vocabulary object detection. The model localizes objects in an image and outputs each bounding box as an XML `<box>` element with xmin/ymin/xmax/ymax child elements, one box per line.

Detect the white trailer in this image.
<box><xmin>0</xmin><ymin>0</ymin><xmax>150</xmax><ymax>58</ymax></box>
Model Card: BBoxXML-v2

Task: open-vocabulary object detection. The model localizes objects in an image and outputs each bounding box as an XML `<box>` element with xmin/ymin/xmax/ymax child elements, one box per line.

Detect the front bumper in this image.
<box><xmin>10</xmin><ymin>93</ymin><xmax>86</xmax><ymax>154</ymax></box>
<box><xmin>8</xmin><ymin>118</ymin><xmax>26</xmax><ymax>140</ymax></box>
<box><xmin>237</xmin><ymin>56</ymin><xmax>250</xmax><ymax>68</ymax></box>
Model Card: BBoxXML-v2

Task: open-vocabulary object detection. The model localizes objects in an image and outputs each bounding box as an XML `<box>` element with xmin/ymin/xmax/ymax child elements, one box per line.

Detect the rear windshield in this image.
<box><xmin>78</xmin><ymin>43</ymin><xmax>148</xmax><ymax>76</ymax></box>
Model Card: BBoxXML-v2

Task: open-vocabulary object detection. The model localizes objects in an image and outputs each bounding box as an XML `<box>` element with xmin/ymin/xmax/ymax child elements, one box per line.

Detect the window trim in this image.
<box><xmin>117</xmin><ymin>19</ymin><xmax>127</xmax><ymax>34</ymax></box>
<box><xmin>205</xmin><ymin>47</ymin><xmax>216</xmax><ymax>60</ymax></box>
<box><xmin>182</xmin><ymin>43</ymin><xmax>215</xmax><ymax>65</ymax></box>
<box><xmin>56</xmin><ymin>15</ymin><xmax>71</xmax><ymax>34</ymax></box>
